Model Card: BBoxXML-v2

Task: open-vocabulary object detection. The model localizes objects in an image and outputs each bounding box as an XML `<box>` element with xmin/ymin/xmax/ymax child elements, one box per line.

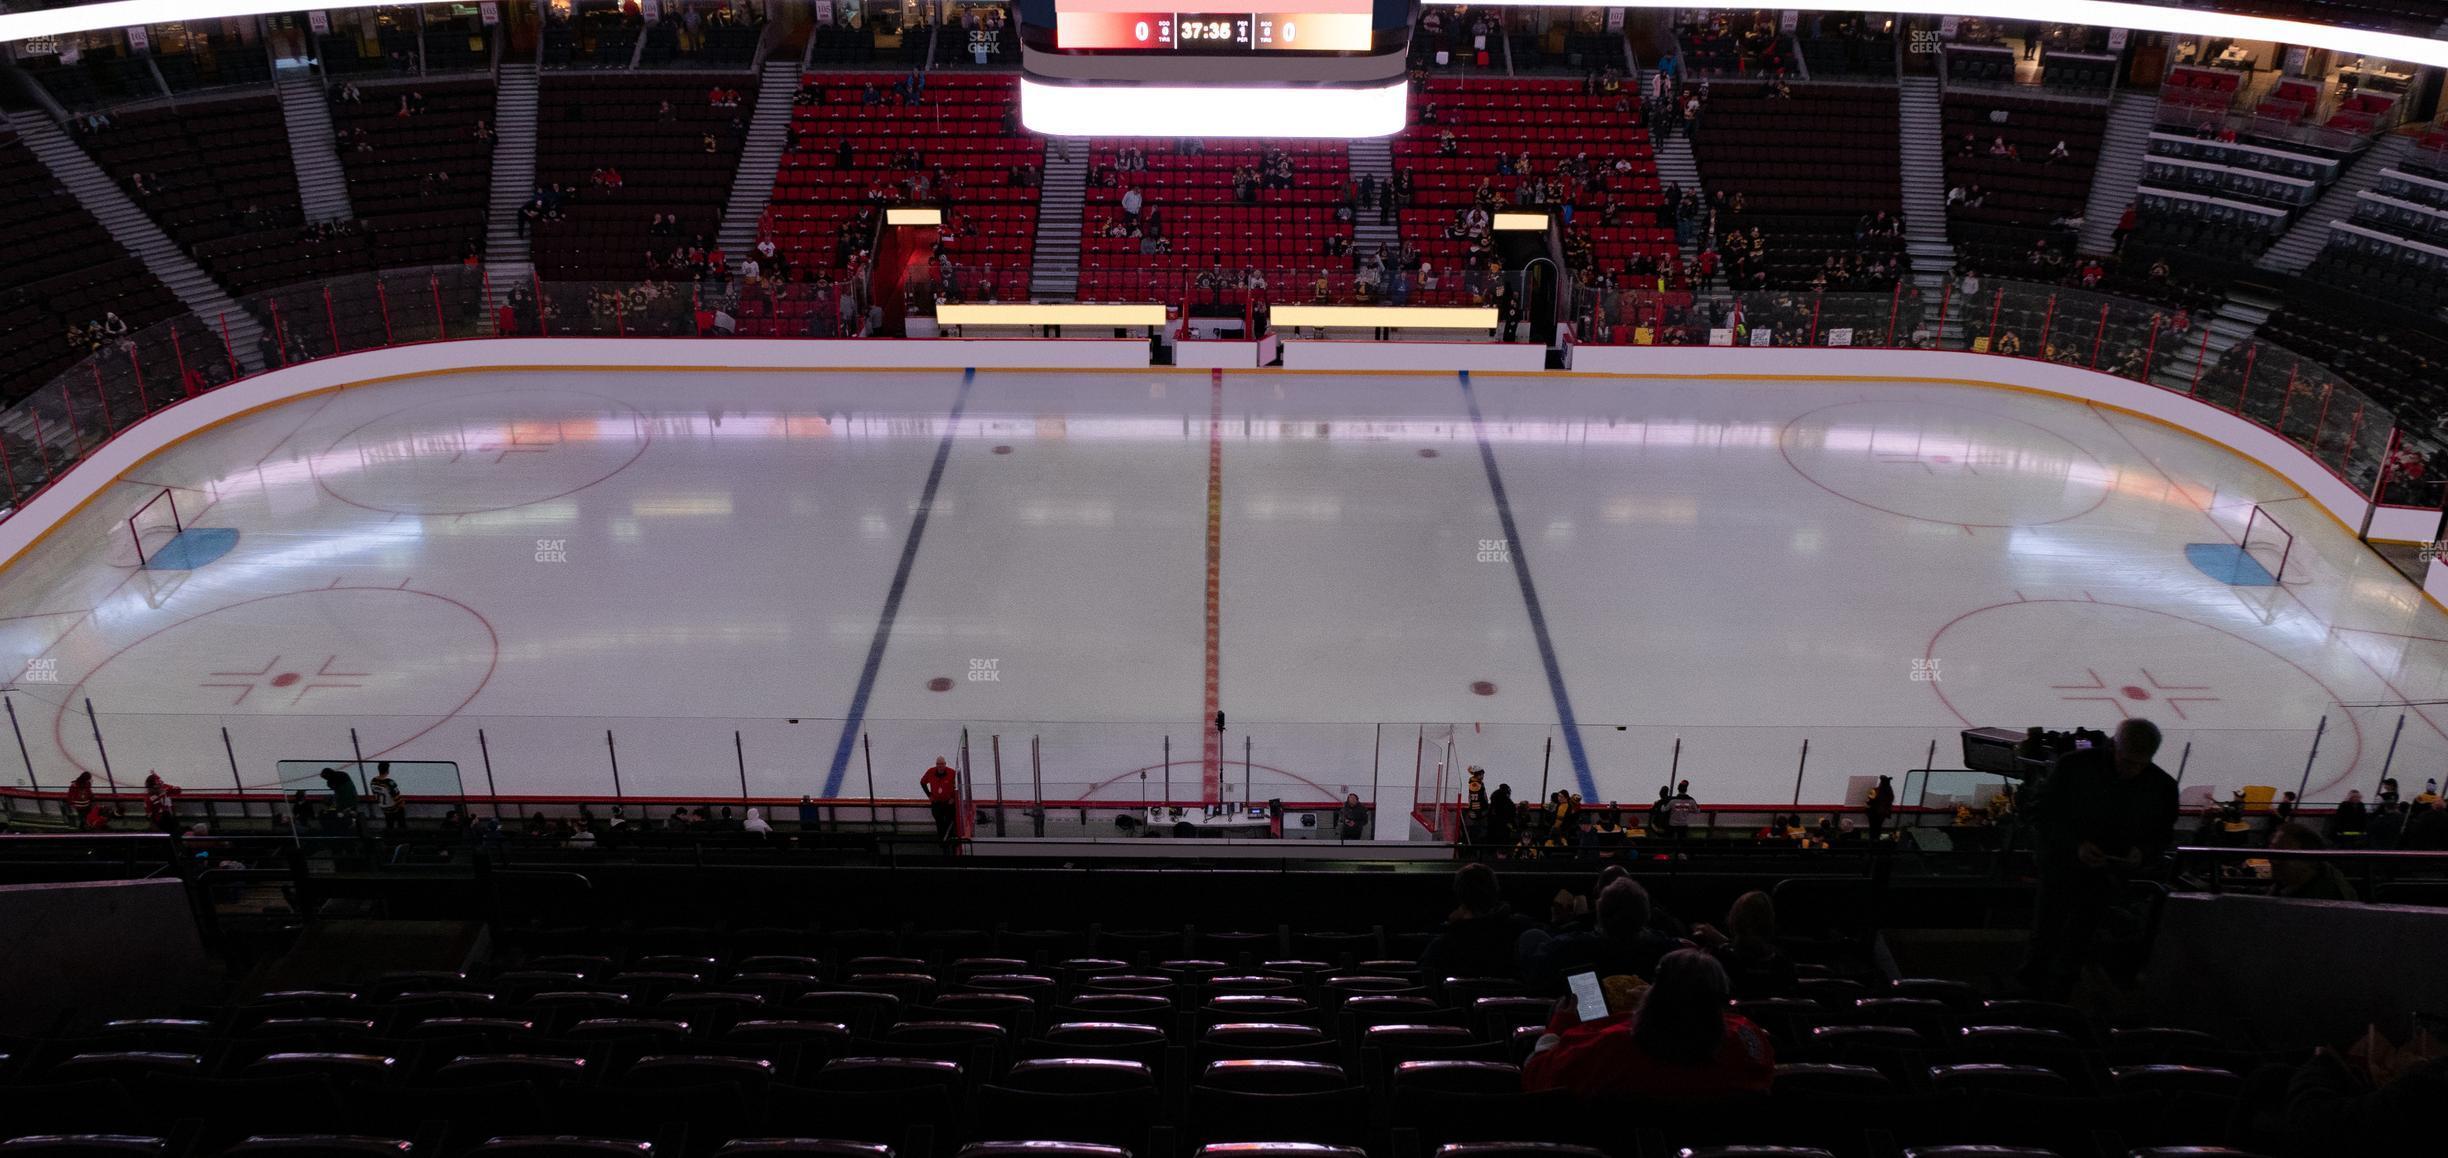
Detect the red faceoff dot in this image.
<box><xmin>2122</xmin><ymin>685</ymin><xmax>2151</xmax><ymax>700</ymax></box>
<box><xmin>1470</xmin><ymin>681</ymin><xmax>1497</xmax><ymax>696</ymax></box>
<box><xmin>271</xmin><ymin>673</ymin><xmax>301</xmax><ymax>687</ymax></box>
<box><xmin>992</xmin><ymin>445</ymin><xmax>1013</xmax><ymax>455</ymax></box>
<box><xmin>1419</xmin><ymin>448</ymin><xmax>1440</xmax><ymax>458</ymax></box>
<box><xmin>927</xmin><ymin>677</ymin><xmax>954</xmax><ymax>692</ymax></box>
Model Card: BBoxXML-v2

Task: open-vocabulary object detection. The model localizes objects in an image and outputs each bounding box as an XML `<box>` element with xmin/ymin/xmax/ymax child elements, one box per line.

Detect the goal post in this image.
<box><xmin>2241</xmin><ymin>503</ymin><xmax>2296</xmax><ymax>586</ymax></box>
<box><xmin>126</xmin><ymin>487</ymin><xmax>181</xmax><ymax>568</ymax></box>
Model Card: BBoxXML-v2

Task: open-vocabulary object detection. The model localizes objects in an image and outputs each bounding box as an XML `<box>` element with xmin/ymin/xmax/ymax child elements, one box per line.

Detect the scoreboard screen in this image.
<box><xmin>1052</xmin><ymin>0</ymin><xmax>1376</xmax><ymax>53</ymax></box>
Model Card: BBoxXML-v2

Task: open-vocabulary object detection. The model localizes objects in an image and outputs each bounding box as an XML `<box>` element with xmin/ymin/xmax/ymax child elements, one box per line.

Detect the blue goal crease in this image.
<box><xmin>2184</xmin><ymin>542</ymin><xmax>2279</xmax><ymax>587</ymax></box>
<box><xmin>1458</xmin><ymin>372</ymin><xmax>1599</xmax><ymax>801</ymax></box>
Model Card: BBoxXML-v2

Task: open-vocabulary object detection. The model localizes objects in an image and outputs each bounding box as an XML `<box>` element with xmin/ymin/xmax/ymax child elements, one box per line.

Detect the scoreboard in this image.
<box><xmin>1054</xmin><ymin>5</ymin><xmax>1377</xmax><ymax>53</ymax></box>
<box><xmin>1044</xmin><ymin>0</ymin><xmax>1384</xmax><ymax>54</ymax></box>
<box><xmin>1015</xmin><ymin>0</ymin><xmax>1413</xmax><ymax>137</ymax></box>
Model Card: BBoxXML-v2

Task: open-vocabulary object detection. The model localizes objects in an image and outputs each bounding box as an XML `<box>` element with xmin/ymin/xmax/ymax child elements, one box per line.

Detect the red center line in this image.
<box><xmin>1202</xmin><ymin>368</ymin><xmax>1225</xmax><ymax>804</ymax></box>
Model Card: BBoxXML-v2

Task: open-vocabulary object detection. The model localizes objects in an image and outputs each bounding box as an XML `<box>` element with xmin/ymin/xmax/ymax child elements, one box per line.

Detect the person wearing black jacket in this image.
<box><xmin>2016</xmin><ymin>718</ymin><xmax>2178</xmax><ymax>999</ymax></box>
<box><xmin>1516</xmin><ymin>878</ymin><xmax>1686</xmax><ymax>996</ymax></box>
<box><xmin>1419</xmin><ymin>863</ymin><xmax>1532</xmax><ymax>982</ymax></box>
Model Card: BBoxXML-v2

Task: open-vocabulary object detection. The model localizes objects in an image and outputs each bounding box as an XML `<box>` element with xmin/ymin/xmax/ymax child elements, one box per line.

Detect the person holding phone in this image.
<box><xmin>1523</xmin><ymin>948</ymin><xmax>1773</xmax><ymax>1098</ymax></box>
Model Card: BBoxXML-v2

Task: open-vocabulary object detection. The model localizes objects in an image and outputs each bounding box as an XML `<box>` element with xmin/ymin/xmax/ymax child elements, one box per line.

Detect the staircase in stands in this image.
<box><xmin>2257</xmin><ymin>133</ymin><xmax>2416</xmax><ymax>275</ymax></box>
<box><xmin>1028</xmin><ymin>147</ymin><xmax>1088</xmax><ymax>301</ymax></box>
<box><xmin>1652</xmin><ymin>131</ymin><xmax>1703</xmax><ymax>262</ymax></box>
<box><xmin>2076</xmin><ymin>89</ymin><xmax>2156</xmax><ymax>256</ymax></box>
<box><xmin>274</xmin><ymin>66</ymin><xmax>355</xmax><ymax>224</ymax></box>
<box><xmin>2150</xmin><ymin>285</ymin><xmax>2281</xmax><ymax>394</ymax></box>
<box><xmin>715</xmin><ymin>59</ymin><xmax>803</xmax><ymax>270</ymax></box>
<box><xmin>1896</xmin><ymin>76</ymin><xmax>1957</xmax><ymax>315</ymax></box>
<box><xmin>1347</xmin><ymin>136</ymin><xmax>1399</xmax><ymax>258</ymax></box>
<box><xmin>483</xmin><ymin>65</ymin><xmax>542</xmax><ymax>305</ymax></box>
<box><xmin>4</xmin><ymin>110</ymin><xmax>265</xmax><ymax>374</ymax></box>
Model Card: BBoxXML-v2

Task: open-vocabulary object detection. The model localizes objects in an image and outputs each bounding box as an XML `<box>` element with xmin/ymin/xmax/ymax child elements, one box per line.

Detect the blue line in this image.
<box><xmin>1458</xmin><ymin>371</ymin><xmax>1597</xmax><ymax>800</ymax></box>
<box><xmin>822</xmin><ymin>369</ymin><xmax>976</xmax><ymax>796</ymax></box>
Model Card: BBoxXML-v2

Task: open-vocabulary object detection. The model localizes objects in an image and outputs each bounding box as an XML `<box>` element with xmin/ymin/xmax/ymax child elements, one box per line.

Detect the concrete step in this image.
<box><xmin>5</xmin><ymin>110</ymin><xmax>265</xmax><ymax>373</ymax></box>
<box><xmin>276</xmin><ymin>69</ymin><xmax>354</xmax><ymax>223</ymax></box>
<box><xmin>2256</xmin><ymin>134</ymin><xmax>2415</xmax><ymax>274</ymax></box>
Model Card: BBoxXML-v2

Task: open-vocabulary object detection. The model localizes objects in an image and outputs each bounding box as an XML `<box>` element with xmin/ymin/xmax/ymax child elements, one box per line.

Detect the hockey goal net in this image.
<box><xmin>116</xmin><ymin>488</ymin><xmax>183</xmax><ymax>568</ymax></box>
<box><xmin>2241</xmin><ymin>503</ymin><xmax>2297</xmax><ymax>586</ymax></box>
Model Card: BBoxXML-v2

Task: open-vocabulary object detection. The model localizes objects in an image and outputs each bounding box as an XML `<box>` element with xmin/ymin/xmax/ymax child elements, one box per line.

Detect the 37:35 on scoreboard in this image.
<box><xmin>1049</xmin><ymin>0</ymin><xmax>1378</xmax><ymax>53</ymax></box>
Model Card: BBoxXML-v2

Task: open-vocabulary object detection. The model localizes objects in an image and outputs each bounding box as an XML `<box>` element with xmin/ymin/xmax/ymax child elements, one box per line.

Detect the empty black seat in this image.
<box><xmin>712</xmin><ymin>1144</ymin><xmax>889</xmax><ymax>1158</ymax></box>
<box><xmin>433</xmin><ymin>1055</ymin><xmax>592</xmax><ymax>1087</ymax></box>
<box><xmin>49</xmin><ymin>1054</ymin><xmax>205</xmax><ymax>1083</ymax></box>
<box><xmin>1678</xmin><ymin>1149</ymin><xmax>1835</xmax><ymax>1158</ymax></box>
<box><xmin>1468</xmin><ymin>998</ymin><xmax>1554</xmax><ymax>1040</ymax></box>
<box><xmin>884</xmin><ymin>1021</ymin><xmax>1005</xmax><ymax>1047</ymax></box>
<box><xmin>470</xmin><ymin>1139</ymin><xmax>653</xmax><ymax>1158</ymax></box>
<box><xmin>726</xmin><ymin>1020</ymin><xmax>853</xmax><ymax>1051</ymax></box>
<box><xmin>1927</xmin><ymin>1064</ymin><xmax>2075</xmax><ymax>1096</ymax></box>
<box><xmin>1772</xmin><ymin>1063</ymin><xmax>1895</xmax><ymax>1095</ymax></box>
<box><xmin>0</xmin><ymin>1138</ymin><xmax>166</xmax><ymax>1158</ymax></box>
<box><xmin>94</xmin><ymin>1020</ymin><xmax>212</xmax><ymax>1046</ymax></box>
<box><xmin>657</xmin><ymin>992</ymin><xmax>765</xmax><ymax>1022</ymax></box>
<box><xmin>1975</xmin><ymin>1001</ymin><xmax>2094</xmax><ymax>1045</ymax></box>
<box><xmin>1852</xmin><ymin>998</ymin><xmax>1958</xmax><ymax>1039</ymax></box>
<box><xmin>1432</xmin><ymin>1145</ymin><xmax>1608</xmax><ymax>1158</ymax></box>
<box><xmin>998</xmin><ymin>1058</ymin><xmax>1155</xmax><ymax>1094</ymax></box>
<box><xmin>1200</xmin><ymin>1024</ymin><xmax>1327</xmax><ymax>1050</ymax></box>
<box><xmin>813</xmin><ymin>1056</ymin><xmax>963</xmax><ymax>1092</ymax></box>
<box><xmin>404</xmin><ymin>1017</ymin><xmax>539</xmax><ymax>1042</ymax></box>
<box><xmin>223</xmin><ymin>1137</ymin><xmax>414</xmax><ymax>1158</ymax></box>
<box><xmin>1900</xmin><ymin>1149</ymin><xmax>2062</xmax><ymax>1158</ymax></box>
<box><xmin>794</xmin><ymin>993</ymin><xmax>902</xmax><ymax>1036</ymax></box>
<box><xmin>1342</xmin><ymin>996</ymin><xmax>1442</xmax><ymax>1027</ymax></box>
<box><xmin>2108</xmin><ymin>1065</ymin><xmax>2243</xmax><ymax>1096</ymax></box>
<box><xmin>734</xmin><ymin>956</ymin><xmax>827</xmax><ymax>978</ymax></box>
<box><xmin>1198</xmin><ymin>1059</ymin><xmax>1346</xmax><ymax>1094</ymax></box>
<box><xmin>1390</xmin><ymin>1060</ymin><xmax>1520</xmax><ymax>1096</ymax></box>
<box><xmin>1193</xmin><ymin>1145</ymin><xmax>1362</xmax><ymax>1158</ymax></box>
<box><xmin>957</xmin><ymin>1145</ymin><xmax>1126</xmax><ymax>1158</ymax></box>
<box><xmin>243</xmin><ymin>1053</ymin><xmax>399</xmax><ymax>1084</ymax></box>
<box><xmin>1203</xmin><ymin>997</ymin><xmax>1316</xmax><ymax>1026</ymax></box>
<box><xmin>1081</xmin><ymin>976</ymin><xmax>1175</xmax><ymax>996</ymax></box>
<box><xmin>565</xmin><ymin>1018</ymin><xmax>693</xmax><ymax>1044</ymax></box>
<box><xmin>1888</xmin><ymin>978</ymin><xmax>1981</xmax><ymax>1012</ymax></box>
<box><xmin>1040</xmin><ymin>1023</ymin><xmax>1167</xmax><ymax>1048</ymax></box>
<box><xmin>960</xmin><ymin>975</ymin><xmax>1057</xmax><ymax>995</ymax></box>
<box><xmin>622</xmin><ymin>1054</ymin><xmax>775</xmax><ymax>1090</ymax></box>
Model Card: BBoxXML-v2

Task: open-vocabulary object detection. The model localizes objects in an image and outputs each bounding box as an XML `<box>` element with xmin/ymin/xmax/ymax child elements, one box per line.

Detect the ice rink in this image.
<box><xmin>3</xmin><ymin>366</ymin><xmax>2444</xmax><ymax>813</ymax></box>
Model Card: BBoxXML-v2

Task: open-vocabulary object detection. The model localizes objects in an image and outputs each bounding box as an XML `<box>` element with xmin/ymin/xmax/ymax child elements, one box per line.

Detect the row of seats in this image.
<box><xmin>2258</xmin><ymin>295</ymin><xmax>2448</xmax><ymax>436</ymax></box>
<box><xmin>765</xmin><ymin>74</ymin><xmax>1038</xmax><ymax>288</ymax></box>
<box><xmin>532</xmin><ymin>74</ymin><xmax>757</xmax><ymax>280</ymax></box>
<box><xmin>1691</xmin><ymin>84</ymin><xmax>1903</xmax><ymax>290</ymax></box>
<box><xmin>72</xmin><ymin>96</ymin><xmax>321</xmax><ymax>294</ymax></box>
<box><xmin>0</xmin><ymin>129</ymin><xmax>184</xmax><ymax>412</ymax></box>
<box><xmin>1394</xmin><ymin>78</ymin><xmax>1673</xmax><ymax>280</ymax></box>
<box><xmin>1080</xmin><ymin>139</ymin><xmax>1346</xmax><ymax>297</ymax></box>
<box><xmin>332</xmin><ymin>78</ymin><xmax>497</xmax><ymax>266</ymax></box>
<box><xmin>1942</xmin><ymin>94</ymin><xmax>2107</xmax><ymax>230</ymax></box>
<box><xmin>77</xmin><ymin>96</ymin><xmax>298</xmax><ymax>248</ymax></box>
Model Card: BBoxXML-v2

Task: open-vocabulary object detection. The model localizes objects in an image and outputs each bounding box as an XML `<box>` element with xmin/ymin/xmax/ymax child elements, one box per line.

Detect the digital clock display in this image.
<box><xmin>1052</xmin><ymin>0</ymin><xmax>1376</xmax><ymax>53</ymax></box>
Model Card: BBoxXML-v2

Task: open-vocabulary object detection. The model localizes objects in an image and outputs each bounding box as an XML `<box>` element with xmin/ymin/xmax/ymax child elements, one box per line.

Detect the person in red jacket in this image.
<box><xmin>143</xmin><ymin>772</ymin><xmax>181</xmax><ymax>834</ymax></box>
<box><xmin>65</xmin><ymin>771</ymin><xmax>97</xmax><ymax>831</ymax></box>
<box><xmin>1522</xmin><ymin>948</ymin><xmax>1774</xmax><ymax>1099</ymax></box>
<box><xmin>920</xmin><ymin>757</ymin><xmax>961</xmax><ymax>851</ymax></box>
